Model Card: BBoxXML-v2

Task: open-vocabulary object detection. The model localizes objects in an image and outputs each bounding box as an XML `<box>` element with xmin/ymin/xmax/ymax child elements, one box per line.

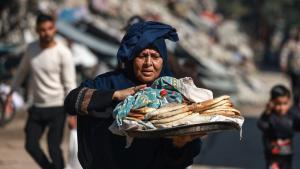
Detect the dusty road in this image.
<box><xmin>0</xmin><ymin>110</ymin><xmax>71</xmax><ymax>169</ymax></box>
<box><xmin>0</xmin><ymin>105</ymin><xmax>267</xmax><ymax>169</ymax></box>
<box><xmin>0</xmin><ymin>107</ymin><xmax>250</xmax><ymax>169</ymax></box>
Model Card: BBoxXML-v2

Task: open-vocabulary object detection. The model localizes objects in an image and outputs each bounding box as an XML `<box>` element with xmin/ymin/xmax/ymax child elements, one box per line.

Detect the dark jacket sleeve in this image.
<box><xmin>162</xmin><ymin>139</ymin><xmax>201</xmax><ymax>169</ymax></box>
<box><xmin>257</xmin><ymin>112</ymin><xmax>271</xmax><ymax>132</ymax></box>
<box><xmin>64</xmin><ymin>87</ymin><xmax>116</xmax><ymax>117</ymax></box>
<box><xmin>291</xmin><ymin>106</ymin><xmax>300</xmax><ymax>131</ymax></box>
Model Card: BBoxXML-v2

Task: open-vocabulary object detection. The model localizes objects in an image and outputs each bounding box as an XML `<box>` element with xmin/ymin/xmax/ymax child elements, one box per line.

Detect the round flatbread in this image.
<box><xmin>200</xmin><ymin>111</ymin><xmax>236</xmax><ymax>117</ymax></box>
<box><xmin>193</xmin><ymin>98</ymin><xmax>231</xmax><ymax>112</ymax></box>
<box><xmin>150</xmin><ymin>111</ymin><xmax>193</xmax><ymax>124</ymax></box>
<box><xmin>150</xmin><ymin>107</ymin><xmax>191</xmax><ymax>120</ymax></box>
<box><xmin>199</xmin><ymin>95</ymin><xmax>230</xmax><ymax>107</ymax></box>
<box><xmin>144</xmin><ymin>103</ymin><xmax>187</xmax><ymax>120</ymax></box>
<box><xmin>155</xmin><ymin>113</ymin><xmax>200</xmax><ymax>128</ymax></box>
<box><xmin>127</xmin><ymin>112</ymin><xmax>145</xmax><ymax>120</ymax></box>
<box><xmin>131</xmin><ymin>107</ymin><xmax>157</xmax><ymax>115</ymax></box>
<box><xmin>200</xmin><ymin>108</ymin><xmax>241</xmax><ymax>115</ymax></box>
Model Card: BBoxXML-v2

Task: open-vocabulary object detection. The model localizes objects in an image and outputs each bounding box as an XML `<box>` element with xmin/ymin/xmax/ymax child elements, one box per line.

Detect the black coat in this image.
<box><xmin>64</xmin><ymin>71</ymin><xmax>201</xmax><ymax>169</ymax></box>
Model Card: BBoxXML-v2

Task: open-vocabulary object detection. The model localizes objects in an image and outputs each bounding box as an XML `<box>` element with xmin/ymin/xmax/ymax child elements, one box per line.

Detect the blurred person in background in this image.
<box><xmin>4</xmin><ymin>13</ymin><xmax>76</xmax><ymax>169</ymax></box>
<box><xmin>66</xmin><ymin>38</ymin><xmax>99</xmax><ymax>81</ymax></box>
<box><xmin>257</xmin><ymin>85</ymin><xmax>300</xmax><ymax>169</ymax></box>
<box><xmin>280</xmin><ymin>28</ymin><xmax>300</xmax><ymax>106</ymax></box>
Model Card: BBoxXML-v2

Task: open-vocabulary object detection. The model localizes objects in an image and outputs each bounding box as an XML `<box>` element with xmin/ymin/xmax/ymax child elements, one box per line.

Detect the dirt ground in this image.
<box><xmin>0</xmin><ymin>104</ymin><xmax>264</xmax><ymax>169</ymax></box>
<box><xmin>0</xmin><ymin>71</ymin><xmax>290</xmax><ymax>169</ymax></box>
<box><xmin>0</xmin><ymin>110</ymin><xmax>70</xmax><ymax>169</ymax></box>
<box><xmin>0</xmin><ymin>106</ymin><xmax>258</xmax><ymax>169</ymax></box>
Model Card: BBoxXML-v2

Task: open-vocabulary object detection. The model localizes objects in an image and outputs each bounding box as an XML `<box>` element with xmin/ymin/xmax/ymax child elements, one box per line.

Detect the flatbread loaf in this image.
<box><xmin>150</xmin><ymin>111</ymin><xmax>193</xmax><ymax>124</ymax></box>
<box><xmin>150</xmin><ymin>106</ymin><xmax>191</xmax><ymax>120</ymax></box>
<box><xmin>127</xmin><ymin>112</ymin><xmax>145</xmax><ymax>120</ymax></box>
<box><xmin>131</xmin><ymin>107</ymin><xmax>157</xmax><ymax>115</ymax></box>
<box><xmin>193</xmin><ymin>96</ymin><xmax>231</xmax><ymax>112</ymax></box>
<box><xmin>200</xmin><ymin>108</ymin><xmax>241</xmax><ymax>115</ymax></box>
<box><xmin>155</xmin><ymin>113</ymin><xmax>200</xmax><ymax>128</ymax></box>
<box><xmin>144</xmin><ymin>103</ymin><xmax>187</xmax><ymax>120</ymax></box>
<box><xmin>200</xmin><ymin>111</ymin><xmax>236</xmax><ymax>117</ymax></box>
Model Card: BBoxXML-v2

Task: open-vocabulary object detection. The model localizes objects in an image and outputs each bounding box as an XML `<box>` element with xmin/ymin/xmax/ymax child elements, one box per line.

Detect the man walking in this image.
<box><xmin>5</xmin><ymin>13</ymin><xmax>76</xmax><ymax>169</ymax></box>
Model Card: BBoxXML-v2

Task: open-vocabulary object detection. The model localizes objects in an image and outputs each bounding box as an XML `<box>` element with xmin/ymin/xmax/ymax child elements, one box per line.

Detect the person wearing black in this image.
<box><xmin>64</xmin><ymin>21</ymin><xmax>202</xmax><ymax>169</ymax></box>
<box><xmin>257</xmin><ymin>85</ymin><xmax>300</xmax><ymax>169</ymax></box>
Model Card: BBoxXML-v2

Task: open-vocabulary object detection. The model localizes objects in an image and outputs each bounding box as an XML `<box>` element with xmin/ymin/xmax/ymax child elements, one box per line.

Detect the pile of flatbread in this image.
<box><xmin>127</xmin><ymin>95</ymin><xmax>243</xmax><ymax>129</ymax></box>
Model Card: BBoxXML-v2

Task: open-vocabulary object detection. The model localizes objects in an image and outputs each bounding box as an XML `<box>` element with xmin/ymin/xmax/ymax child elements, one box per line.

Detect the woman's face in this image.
<box><xmin>133</xmin><ymin>48</ymin><xmax>163</xmax><ymax>83</ymax></box>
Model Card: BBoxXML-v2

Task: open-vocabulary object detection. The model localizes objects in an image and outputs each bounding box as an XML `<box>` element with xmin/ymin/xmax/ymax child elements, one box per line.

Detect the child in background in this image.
<box><xmin>257</xmin><ymin>85</ymin><xmax>300</xmax><ymax>169</ymax></box>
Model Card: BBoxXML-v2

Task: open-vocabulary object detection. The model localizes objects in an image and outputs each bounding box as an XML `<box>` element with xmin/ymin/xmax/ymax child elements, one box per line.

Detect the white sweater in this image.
<box><xmin>12</xmin><ymin>41</ymin><xmax>77</xmax><ymax>107</ymax></box>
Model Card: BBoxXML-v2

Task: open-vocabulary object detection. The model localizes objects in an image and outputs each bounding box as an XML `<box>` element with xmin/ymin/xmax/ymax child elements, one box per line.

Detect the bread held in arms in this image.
<box><xmin>110</xmin><ymin>76</ymin><xmax>244</xmax><ymax>138</ymax></box>
<box><xmin>127</xmin><ymin>95</ymin><xmax>243</xmax><ymax>129</ymax></box>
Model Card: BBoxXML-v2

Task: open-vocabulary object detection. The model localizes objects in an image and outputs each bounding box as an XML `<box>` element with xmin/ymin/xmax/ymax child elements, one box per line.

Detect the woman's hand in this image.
<box><xmin>68</xmin><ymin>116</ymin><xmax>77</xmax><ymax>129</ymax></box>
<box><xmin>112</xmin><ymin>84</ymin><xmax>147</xmax><ymax>101</ymax></box>
<box><xmin>172</xmin><ymin>134</ymin><xmax>206</xmax><ymax>148</ymax></box>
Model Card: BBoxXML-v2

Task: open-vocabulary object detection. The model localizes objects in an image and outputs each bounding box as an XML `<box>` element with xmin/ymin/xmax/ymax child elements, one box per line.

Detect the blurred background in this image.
<box><xmin>0</xmin><ymin>0</ymin><xmax>300</xmax><ymax>169</ymax></box>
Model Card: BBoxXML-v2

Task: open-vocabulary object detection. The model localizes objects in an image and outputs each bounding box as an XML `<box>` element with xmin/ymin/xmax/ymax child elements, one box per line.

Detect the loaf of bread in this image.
<box><xmin>144</xmin><ymin>103</ymin><xmax>187</xmax><ymax>120</ymax></box>
<box><xmin>126</xmin><ymin>95</ymin><xmax>242</xmax><ymax>128</ymax></box>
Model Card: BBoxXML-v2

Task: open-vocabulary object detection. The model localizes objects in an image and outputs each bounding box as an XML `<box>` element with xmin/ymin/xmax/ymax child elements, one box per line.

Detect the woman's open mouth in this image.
<box><xmin>141</xmin><ymin>70</ymin><xmax>154</xmax><ymax>76</ymax></box>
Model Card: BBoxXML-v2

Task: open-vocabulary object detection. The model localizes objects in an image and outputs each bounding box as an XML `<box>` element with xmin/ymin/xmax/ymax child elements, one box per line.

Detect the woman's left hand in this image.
<box><xmin>68</xmin><ymin>116</ymin><xmax>77</xmax><ymax>129</ymax></box>
<box><xmin>172</xmin><ymin>134</ymin><xmax>207</xmax><ymax>148</ymax></box>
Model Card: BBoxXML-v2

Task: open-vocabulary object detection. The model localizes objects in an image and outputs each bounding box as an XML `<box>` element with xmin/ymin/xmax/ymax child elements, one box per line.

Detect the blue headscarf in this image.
<box><xmin>81</xmin><ymin>21</ymin><xmax>179</xmax><ymax>94</ymax></box>
<box><xmin>117</xmin><ymin>21</ymin><xmax>179</xmax><ymax>78</ymax></box>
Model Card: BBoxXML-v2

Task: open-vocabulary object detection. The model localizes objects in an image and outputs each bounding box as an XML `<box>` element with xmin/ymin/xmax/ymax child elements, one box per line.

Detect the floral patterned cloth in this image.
<box><xmin>113</xmin><ymin>77</ymin><xmax>184</xmax><ymax>126</ymax></box>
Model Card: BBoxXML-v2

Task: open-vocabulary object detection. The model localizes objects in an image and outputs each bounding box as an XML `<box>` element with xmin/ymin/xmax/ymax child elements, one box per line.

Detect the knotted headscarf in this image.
<box><xmin>117</xmin><ymin>21</ymin><xmax>179</xmax><ymax>62</ymax></box>
<box><xmin>116</xmin><ymin>21</ymin><xmax>179</xmax><ymax>80</ymax></box>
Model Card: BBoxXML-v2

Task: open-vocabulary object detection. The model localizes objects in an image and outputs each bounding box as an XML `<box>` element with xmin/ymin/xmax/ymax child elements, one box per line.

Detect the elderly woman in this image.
<box><xmin>64</xmin><ymin>21</ymin><xmax>201</xmax><ymax>169</ymax></box>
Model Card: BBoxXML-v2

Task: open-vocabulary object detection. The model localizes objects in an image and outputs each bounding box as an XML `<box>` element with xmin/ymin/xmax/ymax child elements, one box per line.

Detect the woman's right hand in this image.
<box><xmin>112</xmin><ymin>84</ymin><xmax>147</xmax><ymax>101</ymax></box>
<box><xmin>172</xmin><ymin>134</ymin><xmax>207</xmax><ymax>148</ymax></box>
<box><xmin>68</xmin><ymin>116</ymin><xmax>77</xmax><ymax>129</ymax></box>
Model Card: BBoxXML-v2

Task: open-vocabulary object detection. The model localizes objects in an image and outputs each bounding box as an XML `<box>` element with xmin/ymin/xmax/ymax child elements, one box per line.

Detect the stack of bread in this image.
<box><xmin>126</xmin><ymin>95</ymin><xmax>243</xmax><ymax>129</ymax></box>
